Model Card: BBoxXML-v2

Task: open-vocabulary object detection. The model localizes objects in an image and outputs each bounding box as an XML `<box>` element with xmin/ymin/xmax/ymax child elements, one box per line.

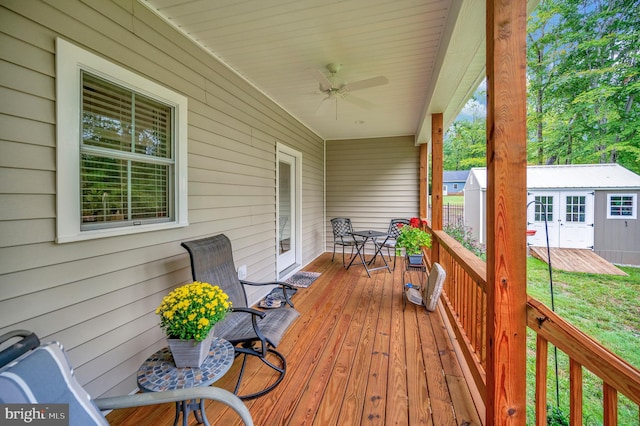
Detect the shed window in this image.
<box><xmin>56</xmin><ymin>38</ymin><xmax>188</xmax><ymax>242</ymax></box>
<box><xmin>565</xmin><ymin>196</ymin><xmax>586</xmax><ymax>223</ymax></box>
<box><xmin>607</xmin><ymin>194</ymin><xmax>637</xmax><ymax>219</ymax></box>
<box><xmin>534</xmin><ymin>196</ymin><xmax>553</xmax><ymax>222</ymax></box>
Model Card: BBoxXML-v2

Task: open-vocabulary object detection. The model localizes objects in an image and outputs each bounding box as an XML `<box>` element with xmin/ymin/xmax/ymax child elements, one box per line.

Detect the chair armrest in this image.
<box><xmin>95</xmin><ymin>387</ymin><xmax>253</xmax><ymax>425</ymax></box>
<box><xmin>0</xmin><ymin>330</ymin><xmax>40</xmax><ymax>368</ymax></box>
<box><xmin>240</xmin><ymin>280</ymin><xmax>296</xmax><ymax>307</ymax></box>
<box><xmin>230</xmin><ymin>308</ymin><xmax>268</xmax><ymax>346</ymax></box>
<box><xmin>231</xmin><ymin>306</ymin><xmax>266</xmax><ymax>318</ymax></box>
<box><xmin>240</xmin><ymin>280</ymin><xmax>294</xmax><ymax>290</ymax></box>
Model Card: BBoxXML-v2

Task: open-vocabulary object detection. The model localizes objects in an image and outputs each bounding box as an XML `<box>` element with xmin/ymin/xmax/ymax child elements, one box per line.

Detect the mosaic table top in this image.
<box><xmin>137</xmin><ymin>336</ymin><xmax>235</xmax><ymax>392</ymax></box>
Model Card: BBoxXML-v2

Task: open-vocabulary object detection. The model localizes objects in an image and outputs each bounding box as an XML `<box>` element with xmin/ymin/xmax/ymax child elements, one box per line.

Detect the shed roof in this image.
<box><xmin>444</xmin><ymin>170</ymin><xmax>471</xmax><ymax>182</ymax></box>
<box><xmin>468</xmin><ymin>164</ymin><xmax>640</xmax><ymax>190</ymax></box>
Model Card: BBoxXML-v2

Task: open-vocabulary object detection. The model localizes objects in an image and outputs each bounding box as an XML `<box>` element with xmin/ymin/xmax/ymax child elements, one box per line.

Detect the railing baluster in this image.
<box><xmin>570</xmin><ymin>359</ymin><xmax>583</xmax><ymax>425</ymax></box>
<box><xmin>535</xmin><ymin>335</ymin><xmax>548</xmax><ymax>426</ymax></box>
<box><xmin>603</xmin><ymin>383</ymin><xmax>618</xmax><ymax>426</ymax></box>
<box><xmin>424</xmin><ymin>225</ymin><xmax>639</xmax><ymax>425</ymax></box>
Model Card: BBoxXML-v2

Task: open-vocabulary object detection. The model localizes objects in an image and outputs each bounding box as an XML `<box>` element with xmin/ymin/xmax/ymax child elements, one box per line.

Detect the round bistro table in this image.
<box><xmin>137</xmin><ymin>336</ymin><xmax>235</xmax><ymax>426</ymax></box>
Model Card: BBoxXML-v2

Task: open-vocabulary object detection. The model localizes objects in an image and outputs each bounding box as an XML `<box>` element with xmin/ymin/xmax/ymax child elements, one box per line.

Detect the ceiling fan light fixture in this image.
<box><xmin>310</xmin><ymin>63</ymin><xmax>388</xmax><ymax>119</ymax></box>
<box><xmin>326</xmin><ymin>63</ymin><xmax>342</xmax><ymax>75</ymax></box>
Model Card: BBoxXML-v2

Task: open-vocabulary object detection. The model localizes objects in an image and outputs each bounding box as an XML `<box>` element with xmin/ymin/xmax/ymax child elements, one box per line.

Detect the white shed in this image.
<box><xmin>464</xmin><ymin>164</ymin><xmax>640</xmax><ymax>265</ymax></box>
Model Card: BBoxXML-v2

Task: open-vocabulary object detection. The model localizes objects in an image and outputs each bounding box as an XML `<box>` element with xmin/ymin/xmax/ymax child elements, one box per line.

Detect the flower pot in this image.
<box><xmin>167</xmin><ymin>328</ymin><xmax>214</xmax><ymax>368</ymax></box>
<box><xmin>408</xmin><ymin>254</ymin><xmax>423</xmax><ymax>265</ymax></box>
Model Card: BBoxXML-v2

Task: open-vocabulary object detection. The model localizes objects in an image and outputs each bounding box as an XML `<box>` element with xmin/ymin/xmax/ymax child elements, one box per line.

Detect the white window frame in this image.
<box><xmin>606</xmin><ymin>193</ymin><xmax>637</xmax><ymax>219</ymax></box>
<box><xmin>56</xmin><ymin>38</ymin><xmax>188</xmax><ymax>243</ymax></box>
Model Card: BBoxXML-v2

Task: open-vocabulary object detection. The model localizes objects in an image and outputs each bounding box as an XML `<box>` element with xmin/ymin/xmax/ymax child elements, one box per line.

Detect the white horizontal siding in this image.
<box><xmin>326</xmin><ymin>136</ymin><xmax>419</xmax><ymax>254</ymax></box>
<box><xmin>0</xmin><ymin>0</ymin><xmax>324</xmax><ymax>399</ymax></box>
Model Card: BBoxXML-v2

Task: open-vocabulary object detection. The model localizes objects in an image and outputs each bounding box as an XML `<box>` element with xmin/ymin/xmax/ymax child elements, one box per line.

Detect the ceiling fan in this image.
<box><xmin>311</xmin><ymin>63</ymin><xmax>388</xmax><ymax>119</ymax></box>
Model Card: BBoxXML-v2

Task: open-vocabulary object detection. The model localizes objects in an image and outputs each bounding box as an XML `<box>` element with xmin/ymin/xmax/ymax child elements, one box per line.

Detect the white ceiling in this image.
<box><xmin>141</xmin><ymin>0</ymin><xmax>488</xmax><ymax>142</ymax></box>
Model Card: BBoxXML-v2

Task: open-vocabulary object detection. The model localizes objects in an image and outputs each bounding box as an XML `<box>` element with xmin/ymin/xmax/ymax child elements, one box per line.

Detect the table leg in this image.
<box><xmin>175</xmin><ymin>399</ymin><xmax>210</xmax><ymax>426</ymax></box>
<box><xmin>173</xmin><ymin>402</ymin><xmax>180</xmax><ymax>426</ymax></box>
<box><xmin>198</xmin><ymin>399</ymin><xmax>210</xmax><ymax>426</ymax></box>
<box><xmin>369</xmin><ymin>236</ymin><xmax>391</xmax><ymax>272</ymax></box>
<box><xmin>175</xmin><ymin>400</ymin><xmax>188</xmax><ymax>426</ymax></box>
<box><xmin>346</xmin><ymin>237</ymin><xmax>370</xmax><ymax>277</ymax></box>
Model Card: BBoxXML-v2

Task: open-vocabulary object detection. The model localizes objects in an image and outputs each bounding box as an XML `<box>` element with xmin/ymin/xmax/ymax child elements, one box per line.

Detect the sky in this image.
<box><xmin>456</xmin><ymin>78</ymin><xmax>487</xmax><ymax>121</ymax></box>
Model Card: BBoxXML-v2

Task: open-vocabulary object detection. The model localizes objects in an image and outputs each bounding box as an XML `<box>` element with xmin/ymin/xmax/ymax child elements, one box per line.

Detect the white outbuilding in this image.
<box><xmin>464</xmin><ymin>164</ymin><xmax>640</xmax><ymax>266</ymax></box>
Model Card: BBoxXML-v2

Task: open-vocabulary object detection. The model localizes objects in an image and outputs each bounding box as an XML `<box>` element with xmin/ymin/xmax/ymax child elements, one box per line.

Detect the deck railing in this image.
<box><xmin>424</xmin><ymin>225</ymin><xmax>640</xmax><ymax>425</ymax></box>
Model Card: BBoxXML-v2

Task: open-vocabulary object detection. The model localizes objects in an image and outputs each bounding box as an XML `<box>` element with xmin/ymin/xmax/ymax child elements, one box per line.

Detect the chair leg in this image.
<box><xmin>390</xmin><ymin>247</ymin><xmax>397</xmax><ymax>271</ymax></box>
<box><xmin>233</xmin><ymin>346</ymin><xmax>287</xmax><ymax>400</ymax></box>
<box><xmin>343</xmin><ymin>244</ymin><xmax>358</xmax><ymax>268</ymax></box>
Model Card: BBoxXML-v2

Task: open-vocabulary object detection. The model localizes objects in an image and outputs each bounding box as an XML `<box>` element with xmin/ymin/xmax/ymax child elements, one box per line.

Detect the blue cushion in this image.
<box><xmin>0</xmin><ymin>341</ymin><xmax>108</xmax><ymax>425</ymax></box>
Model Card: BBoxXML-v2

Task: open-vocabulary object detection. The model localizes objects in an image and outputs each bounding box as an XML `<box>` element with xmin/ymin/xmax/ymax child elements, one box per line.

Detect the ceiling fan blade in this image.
<box><xmin>342</xmin><ymin>94</ymin><xmax>375</xmax><ymax>110</ymax></box>
<box><xmin>315</xmin><ymin>96</ymin><xmax>332</xmax><ymax>116</ymax></box>
<box><xmin>309</xmin><ymin>69</ymin><xmax>333</xmax><ymax>91</ymax></box>
<box><xmin>343</xmin><ymin>76</ymin><xmax>388</xmax><ymax>92</ymax></box>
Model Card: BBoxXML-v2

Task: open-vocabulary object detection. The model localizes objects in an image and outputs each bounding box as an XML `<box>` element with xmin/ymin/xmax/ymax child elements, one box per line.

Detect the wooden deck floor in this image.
<box><xmin>106</xmin><ymin>253</ymin><xmax>482</xmax><ymax>425</ymax></box>
<box><xmin>529</xmin><ymin>246</ymin><xmax>627</xmax><ymax>276</ymax></box>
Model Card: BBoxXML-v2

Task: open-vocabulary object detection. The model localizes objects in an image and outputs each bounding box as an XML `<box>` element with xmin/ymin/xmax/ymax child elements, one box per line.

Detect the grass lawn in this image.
<box><xmin>526</xmin><ymin>257</ymin><xmax>640</xmax><ymax>425</ymax></box>
<box><xmin>443</xmin><ymin>195</ymin><xmax>464</xmax><ymax>205</ymax></box>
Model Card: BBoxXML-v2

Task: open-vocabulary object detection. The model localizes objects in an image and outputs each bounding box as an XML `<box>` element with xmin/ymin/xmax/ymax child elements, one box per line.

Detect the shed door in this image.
<box><xmin>527</xmin><ymin>192</ymin><xmax>560</xmax><ymax>247</ymax></box>
<box><xmin>559</xmin><ymin>192</ymin><xmax>594</xmax><ymax>248</ymax></box>
<box><xmin>527</xmin><ymin>191</ymin><xmax>594</xmax><ymax>249</ymax></box>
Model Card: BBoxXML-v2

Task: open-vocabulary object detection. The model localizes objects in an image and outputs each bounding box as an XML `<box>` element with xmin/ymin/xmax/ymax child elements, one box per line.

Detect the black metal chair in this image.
<box><xmin>377</xmin><ymin>218</ymin><xmax>410</xmax><ymax>270</ymax></box>
<box><xmin>181</xmin><ymin>234</ymin><xmax>299</xmax><ymax>400</ymax></box>
<box><xmin>330</xmin><ymin>217</ymin><xmax>364</xmax><ymax>267</ymax></box>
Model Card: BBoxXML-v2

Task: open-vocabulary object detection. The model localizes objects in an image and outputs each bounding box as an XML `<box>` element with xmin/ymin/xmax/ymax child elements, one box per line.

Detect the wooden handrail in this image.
<box><xmin>424</xmin><ymin>225</ymin><xmax>640</xmax><ymax>424</ymax></box>
<box><xmin>527</xmin><ymin>297</ymin><xmax>640</xmax><ymax>407</ymax></box>
<box><xmin>431</xmin><ymin>229</ymin><xmax>486</xmax><ymax>286</ymax></box>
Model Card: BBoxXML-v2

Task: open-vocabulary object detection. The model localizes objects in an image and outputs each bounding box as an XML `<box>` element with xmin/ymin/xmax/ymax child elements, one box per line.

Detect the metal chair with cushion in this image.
<box><xmin>330</xmin><ymin>217</ymin><xmax>365</xmax><ymax>267</ymax></box>
<box><xmin>377</xmin><ymin>218</ymin><xmax>410</xmax><ymax>270</ymax></box>
<box><xmin>0</xmin><ymin>330</ymin><xmax>253</xmax><ymax>425</ymax></box>
<box><xmin>181</xmin><ymin>234</ymin><xmax>299</xmax><ymax>400</ymax></box>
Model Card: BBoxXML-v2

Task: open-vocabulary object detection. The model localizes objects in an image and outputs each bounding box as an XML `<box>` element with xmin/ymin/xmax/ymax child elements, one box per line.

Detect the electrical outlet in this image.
<box><xmin>237</xmin><ymin>265</ymin><xmax>247</xmax><ymax>280</ymax></box>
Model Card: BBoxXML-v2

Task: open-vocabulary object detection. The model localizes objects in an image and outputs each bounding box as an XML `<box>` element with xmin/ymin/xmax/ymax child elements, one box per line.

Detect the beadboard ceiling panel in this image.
<box><xmin>141</xmin><ymin>0</ymin><xmax>488</xmax><ymax>142</ymax></box>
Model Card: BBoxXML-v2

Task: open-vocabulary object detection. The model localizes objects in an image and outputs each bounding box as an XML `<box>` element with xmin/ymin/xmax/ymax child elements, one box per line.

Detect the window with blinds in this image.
<box><xmin>80</xmin><ymin>72</ymin><xmax>174</xmax><ymax>229</ymax></box>
<box><xmin>56</xmin><ymin>38</ymin><xmax>187</xmax><ymax>242</ymax></box>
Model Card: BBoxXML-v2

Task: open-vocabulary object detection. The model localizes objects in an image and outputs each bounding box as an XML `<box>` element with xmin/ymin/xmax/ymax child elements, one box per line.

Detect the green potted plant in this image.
<box><xmin>156</xmin><ymin>281</ymin><xmax>232</xmax><ymax>367</ymax></box>
<box><xmin>395</xmin><ymin>217</ymin><xmax>432</xmax><ymax>265</ymax></box>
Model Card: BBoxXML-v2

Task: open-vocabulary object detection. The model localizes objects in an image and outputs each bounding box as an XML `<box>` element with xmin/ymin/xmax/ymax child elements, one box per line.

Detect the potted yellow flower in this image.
<box><xmin>395</xmin><ymin>217</ymin><xmax>432</xmax><ymax>265</ymax></box>
<box><xmin>155</xmin><ymin>281</ymin><xmax>231</xmax><ymax>367</ymax></box>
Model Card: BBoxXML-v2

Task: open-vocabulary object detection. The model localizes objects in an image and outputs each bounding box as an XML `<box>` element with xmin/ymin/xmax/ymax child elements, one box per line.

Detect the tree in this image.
<box><xmin>444</xmin><ymin>96</ymin><xmax>487</xmax><ymax>170</ymax></box>
<box><xmin>526</xmin><ymin>0</ymin><xmax>640</xmax><ymax>173</ymax></box>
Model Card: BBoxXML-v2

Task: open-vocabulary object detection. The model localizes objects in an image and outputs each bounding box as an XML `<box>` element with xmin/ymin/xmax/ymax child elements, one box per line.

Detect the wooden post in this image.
<box><xmin>485</xmin><ymin>0</ymin><xmax>528</xmax><ymax>424</ymax></box>
<box><xmin>431</xmin><ymin>113</ymin><xmax>443</xmax><ymax>264</ymax></box>
<box><xmin>420</xmin><ymin>143</ymin><xmax>428</xmax><ymax>219</ymax></box>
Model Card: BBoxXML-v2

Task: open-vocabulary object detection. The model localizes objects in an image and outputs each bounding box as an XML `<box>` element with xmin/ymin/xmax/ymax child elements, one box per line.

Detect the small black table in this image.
<box><xmin>346</xmin><ymin>230</ymin><xmax>391</xmax><ymax>277</ymax></box>
<box><xmin>137</xmin><ymin>336</ymin><xmax>235</xmax><ymax>426</ymax></box>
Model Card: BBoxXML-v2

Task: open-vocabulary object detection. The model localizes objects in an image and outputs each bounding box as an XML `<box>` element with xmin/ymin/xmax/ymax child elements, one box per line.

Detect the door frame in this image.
<box><xmin>527</xmin><ymin>191</ymin><xmax>560</xmax><ymax>248</ymax></box>
<box><xmin>527</xmin><ymin>190</ymin><xmax>594</xmax><ymax>249</ymax></box>
<box><xmin>276</xmin><ymin>143</ymin><xmax>302</xmax><ymax>277</ymax></box>
<box><xmin>559</xmin><ymin>191</ymin><xmax>594</xmax><ymax>249</ymax></box>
